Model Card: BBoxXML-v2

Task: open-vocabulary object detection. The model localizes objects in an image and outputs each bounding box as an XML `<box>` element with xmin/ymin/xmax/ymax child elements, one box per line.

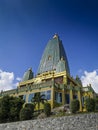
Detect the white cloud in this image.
<box><xmin>81</xmin><ymin>70</ymin><xmax>98</xmax><ymax>93</ymax></box>
<box><xmin>16</xmin><ymin>77</ymin><xmax>21</xmax><ymax>81</ymax></box>
<box><xmin>0</xmin><ymin>69</ymin><xmax>19</xmax><ymax>91</ymax></box>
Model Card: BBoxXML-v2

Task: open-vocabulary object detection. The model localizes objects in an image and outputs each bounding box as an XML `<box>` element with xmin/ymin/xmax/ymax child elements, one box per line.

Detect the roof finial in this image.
<box><xmin>28</xmin><ymin>67</ymin><xmax>32</xmax><ymax>71</ymax></box>
<box><xmin>53</xmin><ymin>33</ymin><xmax>59</xmax><ymax>38</ymax></box>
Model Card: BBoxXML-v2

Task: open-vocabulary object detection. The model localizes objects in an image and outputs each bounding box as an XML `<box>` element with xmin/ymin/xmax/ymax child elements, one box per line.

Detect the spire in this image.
<box><xmin>37</xmin><ymin>34</ymin><xmax>70</xmax><ymax>74</ymax></box>
<box><xmin>28</xmin><ymin>67</ymin><xmax>32</xmax><ymax>71</ymax></box>
<box><xmin>22</xmin><ymin>68</ymin><xmax>34</xmax><ymax>81</ymax></box>
<box><xmin>53</xmin><ymin>33</ymin><xmax>59</xmax><ymax>39</ymax></box>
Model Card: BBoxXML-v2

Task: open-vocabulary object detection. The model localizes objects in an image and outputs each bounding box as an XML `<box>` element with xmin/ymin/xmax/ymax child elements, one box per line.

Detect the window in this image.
<box><xmin>28</xmin><ymin>93</ymin><xmax>34</xmax><ymax>102</ymax></box>
<box><xmin>82</xmin><ymin>97</ymin><xmax>84</xmax><ymax>106</ymax></box>
<box><xmin>65</xmin><ymin>94</ymin><xmax>70</xmax><ymax>104</ymax></box>
<box><xmin>55</xmin><ymin>92</ymin><xmax>62</xmax><ymax>103</ymax></box>
<box><xmin>47</xmin><ymin>90</ymin><xmax>51</xmax><ymax>100</ymax></box>
<box><xmin>23</xmin><ymin>95</ymin><xmax>26</xmax><ymax>101</ymax></box>
<box><xmin>73</xmin><ymin>95</ymin><xmax>77</xmax><ymax>99</ymax></box>
<box><xmin>48</xmin><ymin>55</ymin><xmax>52</xmax><ymax>60</ymax></box>
<box><xmin>41</xmin><ymin>90</ymin><xmax>51</xmax><ymax>100</ymax></box>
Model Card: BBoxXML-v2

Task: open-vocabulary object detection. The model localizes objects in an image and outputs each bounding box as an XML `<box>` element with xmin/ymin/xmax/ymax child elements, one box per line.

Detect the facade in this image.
<box><xmin>0</xmin><ymin>34</ymin><xmax>96</xmax><ymax>111</ymax></box>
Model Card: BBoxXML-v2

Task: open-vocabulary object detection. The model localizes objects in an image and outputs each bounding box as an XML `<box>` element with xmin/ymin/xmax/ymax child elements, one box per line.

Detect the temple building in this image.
<box><xmin>0</xmin><ymin>34</ymin><xmax>96</xmax><ymax>111</ymax></box>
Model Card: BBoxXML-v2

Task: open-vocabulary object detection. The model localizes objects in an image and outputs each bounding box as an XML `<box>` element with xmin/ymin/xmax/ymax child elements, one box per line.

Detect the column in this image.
<box><xmin>70</xmin><ymin>86</ymin><xmax>73</xmax><ymax>104</ymax></box>
<box><xmin>62</xmin><ymin>88</ymin><xmax>65</xmax><ymax>105</ymax></box>
<box><xmin>51</xmin><ymin>85</ymin><xmax>55</xmax><ymax>109</ymax></box>
<box><xmin>51</xmin><ymin>78</ymin><xmax>55</xmax><ymax>109</ymax></box>
<box><xmin>63</xmin><ymin>75</ymin><xmax>67</xmax><ymax>84</ymax></box>
<box><xmin>78</xmin><ymin>89</ymin><xmax>82</xmax><ymax>111</ymax></box>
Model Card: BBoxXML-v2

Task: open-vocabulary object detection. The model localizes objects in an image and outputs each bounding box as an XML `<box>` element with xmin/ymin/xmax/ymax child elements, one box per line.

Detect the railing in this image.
<box><xmin>0</xmin><ymin>80</ymin><xmax>54</xmax><ymax>96</ymax></box>
<box><xmin>1</xmin><ymin>89</ymin><xmax>17</xmax><ymax>96</ymax></box>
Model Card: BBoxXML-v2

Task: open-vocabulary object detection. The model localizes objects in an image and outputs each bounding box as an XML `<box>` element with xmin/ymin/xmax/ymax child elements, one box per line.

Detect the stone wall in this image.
<box><xmin>0</xmin><ymin>113</ymin><xmax>98</xmax><ymax>130</ymax></box>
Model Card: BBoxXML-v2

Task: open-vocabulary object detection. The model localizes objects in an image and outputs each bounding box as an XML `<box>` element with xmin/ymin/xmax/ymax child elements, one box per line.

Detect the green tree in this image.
<box><xmin>44</xmin><ymin>102</ymin><xmax>51</xmax><ymax>116</ymax></box>
<box><xmin>25</xmin><ymin>103</ymin><xmax>35</xmax><ymax>112</ymax></box>
<box><xmin>31</xmin><ymin>92</ymin><xmax>47</xmax><ymax>113</ymax></box>
<box><xmin>19</xmin><ymin>103</ymin><xmax>34</xmax><ymax>121</ymax></box>
<box><xmin>70</xmin><ymin>99</ymin><xmax>80</xmax><ymax>113</ymax></box>
<box><xmin>0</xmin><ymin>95</ymin><xmax>10</xmax><ymax>122</ymax></box>
<box><xmin>95</xmin><ymin>98</ymin><xmax>98</xmax><ymax>111</ymax></box>
<box><xmin>20</xmin><ymin>107</ymin><xmax>32</xmax><ymax>121</ymax></box>
<box><xmin>9</xmin><ymin>97</ymin><xmax>24</xmax><ymax>121</ymax></box>
<box><xmin>0</xmin><ymin>95</ymin><xmax>24</xmax><ymax>123</ymax></box>
<box><xmin>85</xmin><ymin>98</ymin><xmax>95</xmax><ymax>112</ymax></box>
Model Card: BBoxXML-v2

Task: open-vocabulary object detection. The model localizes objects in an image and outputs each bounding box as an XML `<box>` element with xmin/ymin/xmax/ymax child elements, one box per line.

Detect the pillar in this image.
<box><xmin>70</xmin><ymin>86</ymin><xmax>73</xmax><ymax>104</ymax></box>
<box><xmin>51</xmin><ymin>85</ymin><xmax>55</xmax><ymax>109</ymax></box>
<box><xmin>78</xmin><ymin>89</ymin><xmax>82</xmax><ymax>111</ymax></box>
<box><xmin>51</xmin><ymin>78</ymin><xmax>55</xmax><ymax>109</ymax></box>
<box><xmin>62</xmin><ymin>88</ymin><xmax>65</xmax><ymax>105</ymax></box>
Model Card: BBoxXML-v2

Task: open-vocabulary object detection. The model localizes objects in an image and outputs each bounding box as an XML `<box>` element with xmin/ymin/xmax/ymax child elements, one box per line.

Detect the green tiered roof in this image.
<box><xmin>37</xmin><ymin>34</ymin><xmax>70</xmax><ymax>74</ymax></box>
<box><xmin>22</xmin><ymin>68</ymin><xmax>33</xmax><ymax>81</ymax></box>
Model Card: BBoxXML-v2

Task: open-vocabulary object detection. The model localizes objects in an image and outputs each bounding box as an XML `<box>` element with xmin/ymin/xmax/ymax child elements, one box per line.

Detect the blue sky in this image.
<box><xmin>0</xmin><ymin>0</ymin><xmax>98</xmax><ymax>92</ymax></box>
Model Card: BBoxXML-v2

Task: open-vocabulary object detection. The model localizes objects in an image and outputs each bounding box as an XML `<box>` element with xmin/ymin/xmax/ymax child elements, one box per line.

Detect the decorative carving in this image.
<box><xmin>54</xmin><ymin>76</ymin><xmax>63</xmax><ymax>84</ymax></box>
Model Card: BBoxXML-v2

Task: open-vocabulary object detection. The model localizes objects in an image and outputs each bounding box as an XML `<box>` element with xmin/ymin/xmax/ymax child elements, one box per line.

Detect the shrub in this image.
<box><xmin>85</xmin><ymin>98</ymin><xmax>95</xmax><ymax>112</ymax></box>
<box><xmin>0</xmin><ymin>95</ymin><xmax>24</xmax><ymax>123</ymax></box>
<box><xmin>20</xmin><ymin>107</ymin><xmax>32</xmax><ymax>121</ymax></box>
<box><xmin>95</xmin><ymin>98</ymin><xmax>98</xmax><ymax>111</ymax></box>
<box><xmin>44</xmin><ymin>102</ymin><xmax>51</xmax><ymax>116</ymax></box>
<box><xmin>25</xmin><ymin>103</ymin><xmax>35</xmax><ymax>112</ymax></box>
<box><xmin>54</xmin><ymin>102</ymin><xmax>62</xmax><ymax>107</ymax></box>
<box><xmin>70</xmin><ymin>99</ymin><xmax>80</xmax><ymax>113</ymax></box>
<box><xmin>9</xmin><ymin>97</ymin><xmax>24</xmax><ymax>121</ymax></box>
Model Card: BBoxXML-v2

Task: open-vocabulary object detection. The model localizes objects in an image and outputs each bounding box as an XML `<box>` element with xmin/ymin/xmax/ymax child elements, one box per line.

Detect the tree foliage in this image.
<box><xmin>95</xmin><ymin>98</ymin><xmax>98</xmax><ymax>111</ymax></box>
<box><xmin>25</xmin><ymin>103</ymin><xmax>35</xmax><ymax>112</ymax></box>
<box><xmin>19</xmin><ymin>107</ymin><xmax>32</xmax><ymax>121</ymax></box>
<box><xmin>9</xmin><ymin>97</ymin><xmax>24</xmax><ymax>121</ymax></box>
<box><xmin>44</xmin><ymin>102</ymin><xmax>51</xmax><ymax>116</ymax></box>
<box><xmin>70</xmin><ymin>99</ymin><xmax>80</xmax><ymax>113</ymax></box>
<box><xmin>31</xmin><ymin>92</ymin><xmax>47</xmax><ymax>113</ymax></box>
<box><xmin>85</xmin><ymin>98</ymin><xmax>95</xmax><ymax>112</ymax></box>
<box><xmin>0</xmin><ymin>95</ymin><xmax>10</xmax><ymax>122</ymax></box>
<box><xmin>19</xmin><ymin>103</ymin><xmax>35</xmax><ymax>121</ymax></box>
<box><xmin>0</xmin><ymin>95</ymin><xmax>24</xmax><ymax>123</ymax></box>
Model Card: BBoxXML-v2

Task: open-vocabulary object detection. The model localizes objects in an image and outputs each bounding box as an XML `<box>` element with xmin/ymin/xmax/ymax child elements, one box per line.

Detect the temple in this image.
<box><xmin>0</xmin><ymin>34</ymin><xmax>97</xmax><ymax>111</ymax></box>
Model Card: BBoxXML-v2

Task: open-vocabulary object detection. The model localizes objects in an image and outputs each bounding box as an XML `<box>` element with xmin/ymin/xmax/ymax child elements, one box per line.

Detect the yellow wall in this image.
<box><xmin>1</xmin><ymin>70</ymin><xmax>96</xmax><ymax>112</ymax></box>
